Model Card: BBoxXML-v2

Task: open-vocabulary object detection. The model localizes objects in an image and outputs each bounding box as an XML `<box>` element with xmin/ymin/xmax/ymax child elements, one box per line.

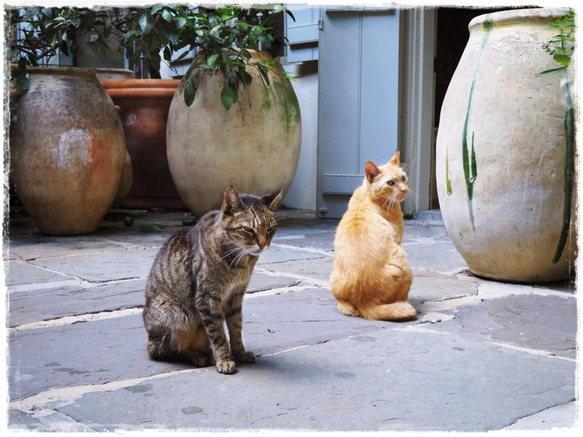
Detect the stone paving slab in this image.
<box><xmin>404</xmin><ymin>240</ymin><xmax>468</xmax><ymax>273</ymax></box>
<box><xmin>51</xmin><ymin>328</ymin><xmax>575</xmax><ymax>432</ymax></box>
<box><xmin>426</xmin><ymin>293</ymin><xmax>577</xmax><ymax>359</ymax></box>
<box><xmin>246</xmin><ymin>271</ymin><xmax>301</xmax><ymax>293</ymax></box>
<box><xmin>4</xmin><ymin>261</ymin><xmax>73</xmax><ymax>286</ymax></box>
<box><xmin>257</xmin><ymin>244</ymin><xmax>327</xmax><ymax>265</ymax></box>
<box><xmin>7</xmin><ymin>280</ymin><xmax>147</xmax><ymax>327</ymax></box>
<box><xmin>259</xmin><ymin>257</ymin><xmax>334</xmax><ymax>284</ymax></box>
<box><xmin>408</xmin><ymin>270</ymin><xmax>480</xmax><ymax>303</ymax></box>
<box><xmin>402</xmin><ymin>222</ymin><xmax>452</xmax><ymax>241</ymax></box>
<box><xmin>274</xmin><ymin>232</ymin><xmax>336</xmax><ymax>252</ymax></box>
<box><xmin>27</xmin><ymin>248</ymin><xmax>160</xmax><ymax>283</ymax></box>
<box><xmin>7</xmin><ymin>234</ymin><xmax>131</xmax><ymax>261</ymax></box>
<box><xmin>8</xmin><ymin>312</ymin><xmax>181</xmax><ymax>401</ymax></box>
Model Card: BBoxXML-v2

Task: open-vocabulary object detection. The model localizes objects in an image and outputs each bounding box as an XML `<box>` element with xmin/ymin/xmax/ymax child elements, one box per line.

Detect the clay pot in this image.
<box><xmin>435</xmin><ymin>8</ymin><xmax>576</xmax><ymax>283</ymax></box>
<box><xmin>101</xmin><ymin>79</ymin><xmax>186</xmax><ymax>209</ymax></box>
<box><xmin>166</xmin><ymin>50</ymin><xmax>302</xmax><ymax>217</ymax></box>
<box><xmin>10</xmin><ymin>67</ymin><xmax>127</xmax><ymax>235</ymax></box>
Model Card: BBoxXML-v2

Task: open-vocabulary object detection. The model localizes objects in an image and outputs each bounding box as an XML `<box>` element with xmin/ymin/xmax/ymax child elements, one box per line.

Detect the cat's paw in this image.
<box><xmin>235</xmin><ymin>351</ymin><xmax>256</xmax><ymax>364</ymax></box>
<box><xmin>216</xmin><ymin>359</ymin><xmax>237</xmax><ymax>374</ymax></box>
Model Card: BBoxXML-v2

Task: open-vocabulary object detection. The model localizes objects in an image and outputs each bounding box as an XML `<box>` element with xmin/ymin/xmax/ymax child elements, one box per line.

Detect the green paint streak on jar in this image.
<box><xmin>461</xmin><ymin>15</ymin><xmax>492</xmax><ymax>232</ymax></box>
<box><xmin>273</xmin><ymin>81</ymin><xmax>301</xmax><ymax>135</ymax></box>
<box><xmin>261</xmin><ymin>84</ymin><xmax>272</xmax><ymax>111</ymax></box>
<box><xmin>552</xmin><ymin>69</ymin><xmax>575</xmax><ymax>264</ymax></box>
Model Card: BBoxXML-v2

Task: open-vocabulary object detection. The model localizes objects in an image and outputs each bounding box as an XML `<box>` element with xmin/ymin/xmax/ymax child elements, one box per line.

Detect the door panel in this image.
<box><xmin>317</xmin><ymin>9</ymin><xmax>400</xmax><ymax>218</ymax></box>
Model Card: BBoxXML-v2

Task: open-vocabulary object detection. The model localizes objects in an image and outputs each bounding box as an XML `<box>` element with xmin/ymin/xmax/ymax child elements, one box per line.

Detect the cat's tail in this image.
<box><xmin>363</xmin><ymin>301</ymin><xmax>417</xmax><ymax>322</ymax></box>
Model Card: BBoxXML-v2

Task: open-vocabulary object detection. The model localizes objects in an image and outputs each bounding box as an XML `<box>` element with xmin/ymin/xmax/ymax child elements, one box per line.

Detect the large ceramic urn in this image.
<box><xmin>435</xmin><ymin>8</ymin><xmax>576</xmax><ymax>283</ymax></box>
<box><xmin>102</xmin><ymin>79</ymin><xmax>185</xmax><ymax>209</ymax></box>
<box><xmin>166</xmin><ymin>50</ymin><xmax>302</xmax><ymax>217</ymax></box>
<box><xmin>10</xmin><ymin>67</ymin><xmax>127</xmax><ymax>235</ymax></box>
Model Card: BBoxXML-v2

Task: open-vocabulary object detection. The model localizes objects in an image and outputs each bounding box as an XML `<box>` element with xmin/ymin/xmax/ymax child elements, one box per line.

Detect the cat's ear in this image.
<box><xmin>365</xmin><ymin>161</ymin><xmax>380</xmax><ymax>184</ymax></box>
<box><xmin>389</xmin><ymin>151</ymin><xmax>400</xmax><ymax>166</ymax></box>
<box><xmin>262</xmin><ymin>188</ymin><xmax>284</xmax><ymax>211</ymax></box>
<box><xmin>222</xmin><ymin>186</ymin><xmax>244</xmax><ymax>216</ymax></box>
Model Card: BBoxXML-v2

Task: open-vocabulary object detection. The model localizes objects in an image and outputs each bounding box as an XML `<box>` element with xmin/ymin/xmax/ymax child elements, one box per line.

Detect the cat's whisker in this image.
<box><xmin>229</xmin><ymin>250</ymin><xmax>243</xmax><ymax>269</ymax></box>
<box><xmin>230</xmin><ymin>247</ymin><xmax>251</xmax><ymax>269</ymax></box>
<box><xmin>389</xmin><ymin>196</ymin><xmax>398</xmax><ymax>210</ymax></box>
<box><xmin>382</xmin><ymin>196</ymin><xmax>395</xmax><ymax>211</ymax></box>
<box><xmin>219</xmin><ymin>247</ymin><xmax>244</xmax><ymax>264</ymax></box>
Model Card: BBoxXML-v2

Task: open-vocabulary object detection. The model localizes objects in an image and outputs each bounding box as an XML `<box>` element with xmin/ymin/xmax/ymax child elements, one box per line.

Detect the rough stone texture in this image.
<box><xmin>5</xmin><ymin>208</ymin><xmax>578</xmax><ymax>432</ymax></box>
<box><xmin>7</xmin><ymin>280</ymin><xmax>147</xmax><ymax>327</ymax></box>
<box><xmin>28</xmin><ymin>248</ymin><xmax>160</xmax><ymax>283</ymax></box>
<box><xmin>54</xmin><ymin>329</ymin><xmax>575</xmax><ymax>432</ymax></box>
<box><xmin>426</xmin><ymin>294</ymin><xmax>577</xmax><ymax>359</ymax></box>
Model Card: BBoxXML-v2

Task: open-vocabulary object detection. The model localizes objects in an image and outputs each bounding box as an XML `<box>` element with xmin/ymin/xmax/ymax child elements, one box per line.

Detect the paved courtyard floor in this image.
<box><xmin>3</xmin><ymin>207</ymin><xmax>579</xmax><ymax>433</ymax></box>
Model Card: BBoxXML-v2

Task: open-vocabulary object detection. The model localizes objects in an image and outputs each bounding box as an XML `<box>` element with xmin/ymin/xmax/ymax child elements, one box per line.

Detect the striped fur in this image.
<box><xmin>143</xmin><ymin>186</ymin><xmax>282</xmax><ymax>374</ymax></box>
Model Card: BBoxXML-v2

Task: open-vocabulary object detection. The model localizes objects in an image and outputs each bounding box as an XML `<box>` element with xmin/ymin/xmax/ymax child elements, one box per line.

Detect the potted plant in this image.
<box><xmin>99</xmin><ymin>4</ymin><xmax>295</xmax><ymax>211</ymax></box>
<box><xmin>6</xmin><ymin>6</ymin><xmax>128</xmax><ymax>235</ymax></box>
<box><xmin>435</xmin><ymin>8</ymin><xmax>576</xmax><ymax>283</ymax></box>
<box><xmin>166</xmin><ymin>5</ymin><xmax>302</xmax><ymax>217</ymax></box>
<box><xmin>100</xmin><ymin>5</ymin><xmax>194</xmax><ymax>209</ymax></box>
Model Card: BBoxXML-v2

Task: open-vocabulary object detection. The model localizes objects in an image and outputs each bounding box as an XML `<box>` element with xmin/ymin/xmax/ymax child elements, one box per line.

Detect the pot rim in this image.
<box><xmin>469</xmin><ymin>7</ymin><xmax>571</xmax><ymax>30</ymax></box>
<box><xmin>105</xmin><ymin>88</ymin><xmax>178</xmax><ymax>99</ymax></box>
<box><xmin>23</xmin><ymin>66</ymin><xmax>98</xmax><ymax>77</ymax></box>
<box><xmin>101</xmin><ymin>79</ymin><xmax>181</xmax><ymax>90</ymax></box>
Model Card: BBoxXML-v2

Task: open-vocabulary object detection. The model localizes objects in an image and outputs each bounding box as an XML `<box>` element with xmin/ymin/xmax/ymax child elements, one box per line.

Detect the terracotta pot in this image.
<box><xmin>435</xmin><ymin>8</ymin><xmax>576</xmax><ymax>283</ymax></box>
<box><xmin>101</xmin><ymin>79</ymin><xmax>186</xmax><ymax>209</ymax></box>
<box><xmin>10</xmin><ymin>67</ymin><xmax>126</xmax><ymax>235</ymax></box>
<box><xmin>166</xmin><ymin>51</ymin><xmax>302</xmax><ymax>217</ymax></box>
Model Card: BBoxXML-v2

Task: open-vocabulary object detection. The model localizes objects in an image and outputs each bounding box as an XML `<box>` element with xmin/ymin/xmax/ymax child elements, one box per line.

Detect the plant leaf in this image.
<box><xmin>140</xmin><ymin>223</ymin><xmax>165</xmax><ymax>233</ymax></box>
<box><xmin>184</xmin><ymin>77</ymin><xmax>196</xmax><ymax>107</ymax></box>
<box><xmin>139</xmin><ymin>12</ymin><xmax>154</xmax><ymax>34</ymax></box>
<box><xmin>535</xmin><ymin>66</ymin><xmax>567</xmax><ymax>77</ymax></box>
<box><xmin>553</xmin><ymin>53</ymin><xmax>571</xmax><ymax>67</ymax></box>
<box><xmin>221</xmin><ymin>85</ymin><xmax>238</xmax><ymax>110</ymax></box>
<box><xmin>162</xmin><ymin>8</ymin><xmax>173</xmax><ymax>22</ymax></box>
<box><xmin>206</xmin><ymin>53</ymin><xmax>219</xmax><ymax>68</ymax></box>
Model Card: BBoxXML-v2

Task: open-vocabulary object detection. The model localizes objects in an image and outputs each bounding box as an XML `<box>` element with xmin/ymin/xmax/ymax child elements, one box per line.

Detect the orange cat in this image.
<box><xmin>330</xmin><ymin>151</ymin><xmax>416</xmax><ymax>321</ymax></box>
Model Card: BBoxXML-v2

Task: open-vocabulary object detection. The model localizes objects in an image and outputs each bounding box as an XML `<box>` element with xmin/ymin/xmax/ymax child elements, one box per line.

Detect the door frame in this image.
<box><xmin>399</xmin><ymin>8</ymin><xmax>437</xmax><ymax>216</ymax></box>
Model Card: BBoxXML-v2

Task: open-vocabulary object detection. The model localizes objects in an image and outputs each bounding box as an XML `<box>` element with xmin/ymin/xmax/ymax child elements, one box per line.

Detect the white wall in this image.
<box><xmin>281</xmin><ymin>60</ymin><xmax>319</xmax><ymax>211</ymax></box>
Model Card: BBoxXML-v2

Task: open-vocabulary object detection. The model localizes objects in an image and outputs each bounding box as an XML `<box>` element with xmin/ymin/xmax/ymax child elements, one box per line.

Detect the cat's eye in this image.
<box><xmin>387</xmin><ymin>181</ymin><xmax>395</xmax><ymax>187</ymax></box>
<box><xmin>243</xmin><ymin>226</ymin><xmax>255</xmax><ymax>235</ymax></box>
<box><xmin>402</xmin><ymin>176</ymin><xmax>407</xmax><ymax>182</ymax></box>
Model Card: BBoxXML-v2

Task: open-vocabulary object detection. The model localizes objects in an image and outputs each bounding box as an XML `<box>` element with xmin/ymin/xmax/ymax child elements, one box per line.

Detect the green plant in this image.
<box><xmin>6</xmin><ymin>6</ymin><xmax>199</xmax><ymax>82</ymax></box>
<box><xmin>177</xmin><ymin>5</ymin><xmax>295</xmax><ymax>109</ymax></box>
<box><xmin>6</xmin><ymin>4</ymin><xmax>295</xmax><ymax>110</ymax></box>
<box><xmin>536</xmin><ymin>8</ymin><xmax>575</xmax><ymax>264</ymax></box>
<box><xmin>6</xmin><ymin>6</ymin><xmax>117</xmax><ymax>90</ymax></box>
<box><xmin>111</xmin><ymin>5</ymin><xmax>196</xmax><ymax>79</ymax></box>
<box><xmin>537</xmin><ymin>8</ymin><xmax>575</xmax><ymax>77</ymax></box>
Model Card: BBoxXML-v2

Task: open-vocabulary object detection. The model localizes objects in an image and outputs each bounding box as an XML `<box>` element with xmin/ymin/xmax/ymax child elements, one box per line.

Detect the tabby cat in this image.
<box><xmin>143</xmin><ymin>186</ymin><xmax>283</xmax><ymax>374</ymax></box>
<box><xmin>330</xmin><ymin>151</ymin><xmax>416</xmax><ymax>321</ymax></box>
